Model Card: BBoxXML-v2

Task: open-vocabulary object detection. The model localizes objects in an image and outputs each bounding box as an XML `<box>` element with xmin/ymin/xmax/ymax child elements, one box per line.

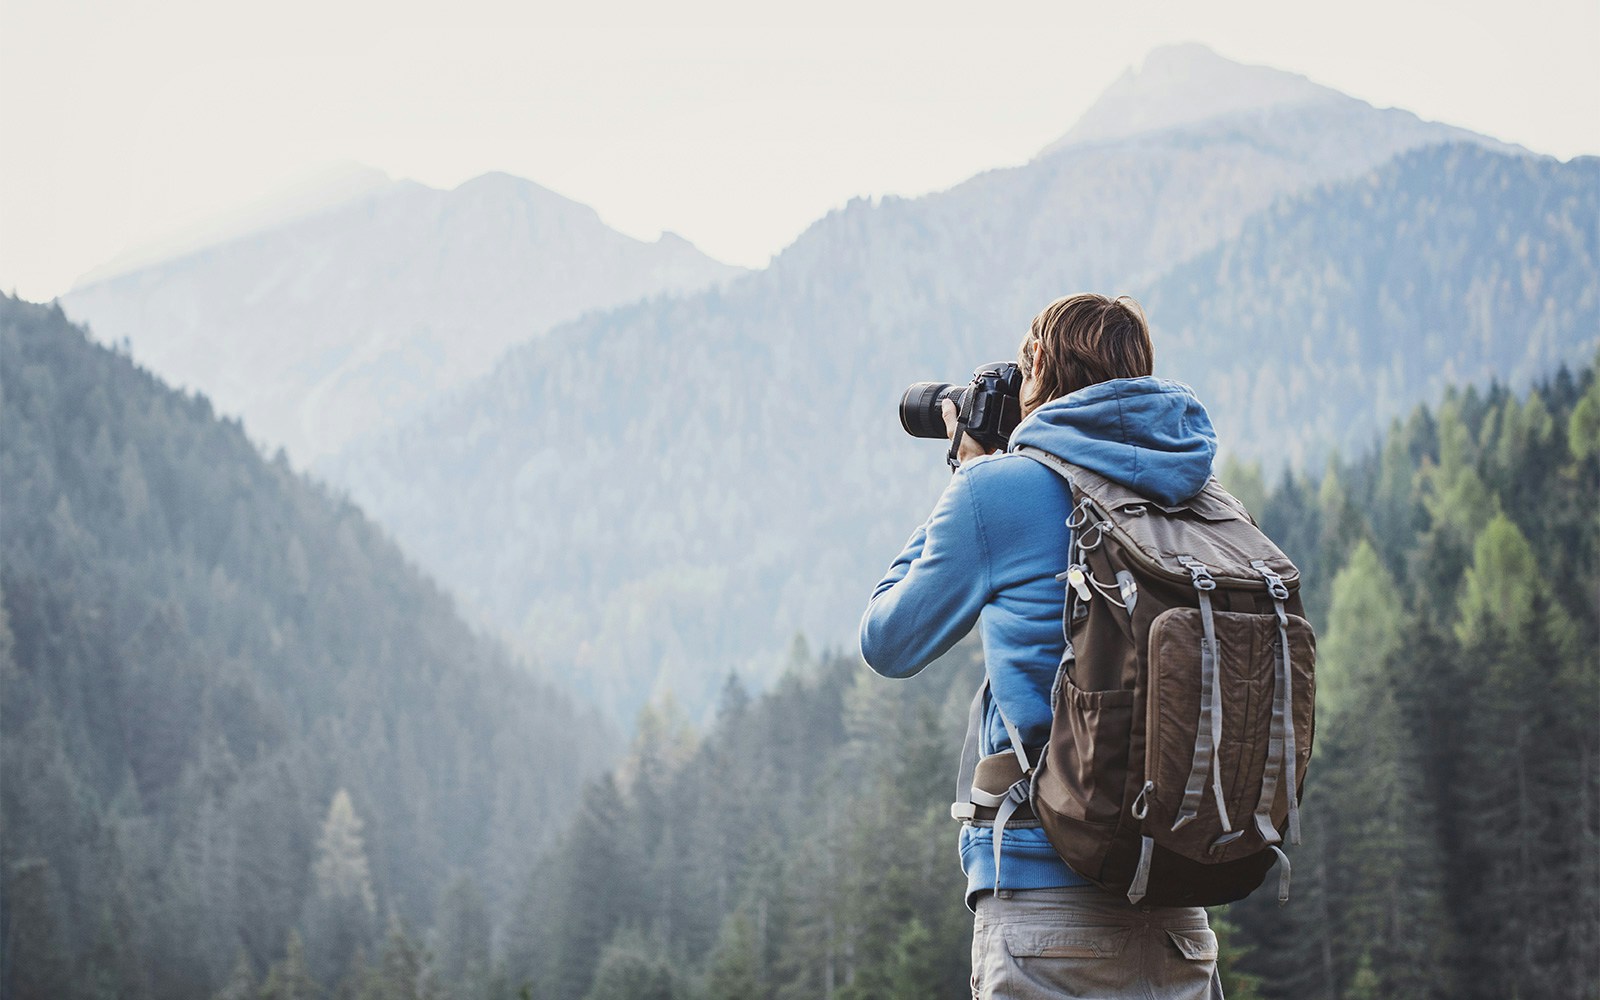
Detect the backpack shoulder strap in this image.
<box><xmin>1012</xmin><ymin>444</ymin><xmax>1078</xmax><ymax>486</ymax></box>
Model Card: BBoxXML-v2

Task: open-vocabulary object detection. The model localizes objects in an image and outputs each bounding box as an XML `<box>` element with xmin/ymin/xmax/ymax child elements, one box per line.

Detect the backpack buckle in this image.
<box><xmin>1250</xmin><ymin>559</ymin><xmax>1291</xmax><ymax>600</ymax></box>
<box><xmin>1181</xmin><ymin>558</ymin><xmax>1217</xmax><ymax>592</ymax></box>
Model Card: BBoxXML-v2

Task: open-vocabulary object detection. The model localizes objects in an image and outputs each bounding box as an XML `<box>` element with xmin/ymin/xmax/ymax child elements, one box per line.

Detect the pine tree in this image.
<box><xmin>431</xmin><ymin>875</ymin><xmax>492</xmax><ymax>1000</ymax></box>
<box><xmin>213</xmin><ymin>948</ymin><xmax>258</xmax><ymax>1000</ymax></box>
<box><xmin>1209</xmin><ymin>909</ymin><xmax>1266</xmax><ymax>1000</ymax></box>
<box><xmin>313</xmin><ymin>790</ymin><xmax>377</xmax><ymax>915</ymax></box>
<box><xmin>543</xmin><ymin>776</ymin><xmax>639</xmax><ymax>1000</ymax></box>
<box><xmin>0</xmin><ymin>856</ymin><xmax>74</xmax><ymax>1000</ymax></box>
<box><xmin>704</xmin><ymin>911</ymin><xmax>762</xmax><ymax>1000</ymax></box>
<box><xmin>360</xmin><ymin>916</ymin><xmax>429</xmax><ymax>1000</ymax></box>
<box><xmin>1321</xmin><ymin>546</ymin><xmax>1452</xmax><ymax>999</ymax></box>
<box><xmin>260</xmin><ymin>929</ymin><xmax>321</xmax><ymax>1000</ymax></box>
<box><xmin>882</xmin><ymin>917</ymin><xmax>945</xmax><ymax>1000</ymax></box>
<box><xmin>305</xmin><ymin>789</ymin><xmax>378</xmax><ymax>986</ymax></box>
<box><xmin>580</xmin><ymin>929</ymin><xmax>683</xmax><ymax>1000</ymax></box>
<box><xmin>330</xmin><ymin>947</ymin><xmax>370</xmax><ymax>1000</ymax></box>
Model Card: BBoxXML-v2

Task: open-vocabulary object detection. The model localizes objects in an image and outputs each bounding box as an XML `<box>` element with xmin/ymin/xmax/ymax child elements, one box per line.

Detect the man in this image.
<box><xmin>860</xmin><ymin>293</ymin><xmax>1225</xmax><ymax>999</ymax></box>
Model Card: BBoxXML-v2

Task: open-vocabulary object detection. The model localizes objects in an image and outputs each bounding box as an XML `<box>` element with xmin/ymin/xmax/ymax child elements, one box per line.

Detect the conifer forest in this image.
<box><xmin>2</xmin><ymin>293</ymin><xmax>1595</xmax><ymax>999</ymax></box>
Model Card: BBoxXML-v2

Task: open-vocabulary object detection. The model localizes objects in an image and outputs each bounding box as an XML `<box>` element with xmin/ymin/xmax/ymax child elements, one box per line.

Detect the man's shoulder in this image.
<box><xmin>959</xmin><ymin>452</ymin><xmax>1072</xmax><ymax>503</ymax></box>
<box><xmin>962</xmin><ymin>450</ymin><xmax>1058</xmax><ymax>481</ymax></box>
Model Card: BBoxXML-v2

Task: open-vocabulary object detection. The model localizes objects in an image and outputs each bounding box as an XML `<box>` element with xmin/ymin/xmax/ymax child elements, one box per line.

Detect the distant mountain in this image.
<box><xmin>325</xmin><ymin>49</ymin><xmax>1583</xmax><ymax>725</ymax></box>
<box><xmin>1045</xmin><ymin>43</ymin><xmax>1349</xmax><ymax>152</ymax></box>
<box><xmin>1147</xmin><ymin>143</ymin><xmax>1599</xmax><ymax>467</ymax></box>
<box><xmin>71</xmin><ymin>162</ymin><xmax>398</xmax><ymax>287</ymax></box>
<box><xmin>60</xmin><ymin>172</ymin><xmax>744</xmax><ymax>462</ymax></box>
<box><xmin>0</xmin><ymin>296</ymin><xmax>609</xmax><ymax>997</ymax></box>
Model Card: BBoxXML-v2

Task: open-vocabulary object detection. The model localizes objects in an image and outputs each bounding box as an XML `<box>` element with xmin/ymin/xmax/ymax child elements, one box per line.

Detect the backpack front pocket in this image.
<box><xmin>1144</xmin><ymin>607</ymin><xmax>1281</xmax><ymax>863</ymax></box>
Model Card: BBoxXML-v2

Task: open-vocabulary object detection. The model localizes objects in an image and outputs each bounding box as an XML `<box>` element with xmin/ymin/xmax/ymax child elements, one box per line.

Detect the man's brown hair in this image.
<box><xmin>1017</xmin><ymin>293</ymin><xmax>1154</xmax><ymax>414</ymax></box>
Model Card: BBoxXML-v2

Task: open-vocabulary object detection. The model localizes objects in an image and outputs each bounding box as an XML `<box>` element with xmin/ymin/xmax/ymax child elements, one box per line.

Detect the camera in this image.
<box><xmin>900</xmin><ymin>362</ymin><xmax>1024</xmax><ymax>457</ymax></box>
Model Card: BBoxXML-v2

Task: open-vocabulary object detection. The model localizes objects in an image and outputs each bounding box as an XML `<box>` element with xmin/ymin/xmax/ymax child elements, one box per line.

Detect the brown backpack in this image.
<box><xmin>952</xmin><ymin>447</ymin><xmax>1316</xmax><ymax>907</ymax></box>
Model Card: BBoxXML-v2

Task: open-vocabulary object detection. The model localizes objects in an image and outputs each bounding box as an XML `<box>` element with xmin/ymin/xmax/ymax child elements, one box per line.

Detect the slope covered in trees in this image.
<box><xmin>0</xmin><ymin>296</ymin><xmax>611</xmax><ymax>999</ymax></box>
<box><xmin>476</xmin><ymin>361</ymin><xmax>1598</xmax><ymax>1000</ymax></box>
<box><xmin>1148</xmin><ymin>142</ymin><xmax>1599</xmax><ymax>468</ymax></box>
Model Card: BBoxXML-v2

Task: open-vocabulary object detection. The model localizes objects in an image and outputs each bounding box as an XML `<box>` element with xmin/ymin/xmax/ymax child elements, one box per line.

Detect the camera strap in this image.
<box><xmin>947</xmin><ymin>424</ymin><xmax>968</xmax><ymax>471</ymax></box>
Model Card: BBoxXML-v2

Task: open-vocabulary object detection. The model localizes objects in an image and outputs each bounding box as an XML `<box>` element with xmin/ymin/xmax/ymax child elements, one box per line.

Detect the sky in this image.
<box><xmin>2</xmin><ymin>0</ymin><xmax>1597</xmax><ymax>301</ymax></box>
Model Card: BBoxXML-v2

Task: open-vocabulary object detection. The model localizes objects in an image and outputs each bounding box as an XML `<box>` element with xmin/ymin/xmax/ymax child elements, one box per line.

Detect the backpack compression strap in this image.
<box><xmin>1251</xmin><ymin>560</ymin><xmax>1302</xmax><ymax>849</ymax></box>
<box><xmin>1172</xmin><ymin>558</ymin><xmax>1234</xmax><ymax>836</ymax></box>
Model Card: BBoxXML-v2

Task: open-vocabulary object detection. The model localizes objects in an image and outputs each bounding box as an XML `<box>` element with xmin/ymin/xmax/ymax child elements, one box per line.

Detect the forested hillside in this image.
<box><xmin>328</xmin><ymin>136</ymin><xmax>1596</xmax><ymax>726</ymax></box>
<box><xmin>0</xmin><ymin>296</ymin><xmax>611</xmax><ymax>999</ymax></box>
<box><xmin>1148</xmin><ymin>142</ymin><xmax>1599</xmax><ymax>467</ymax></box>
<box><xmin>469</xmin><ymin>362</ymin><xmax>1599</xmax><ymax>1000</ymax></box>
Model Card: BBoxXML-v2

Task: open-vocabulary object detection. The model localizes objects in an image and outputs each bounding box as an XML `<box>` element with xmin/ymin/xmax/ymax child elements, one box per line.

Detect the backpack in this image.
<box><xmin>951</xmin><ymin>447</ymin><xmax>1316</xmax><ymax>908</ymax></box>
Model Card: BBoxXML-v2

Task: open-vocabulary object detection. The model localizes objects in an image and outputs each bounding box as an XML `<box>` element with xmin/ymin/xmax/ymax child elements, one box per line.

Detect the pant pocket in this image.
<box><xmin>979</xmin><ymin>925</ymin><xmax>1137</xmax><ymax>998</ymax></box>
<box><xmin>1165</xmin><ymin>928</ymin><xmax>1218</xmax><ymax>962</ymax></box>
<box><xmin>1148</xmin><ymin>927</ymin><xmax>1221</xmax><ymax>1000</ymax></box>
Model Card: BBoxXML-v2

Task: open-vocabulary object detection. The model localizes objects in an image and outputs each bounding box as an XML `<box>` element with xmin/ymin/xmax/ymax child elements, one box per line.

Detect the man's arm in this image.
<box><xmin>859</xmin><ymin>466</ymin><xmax>993</xmax><ymax>678</ymax></box>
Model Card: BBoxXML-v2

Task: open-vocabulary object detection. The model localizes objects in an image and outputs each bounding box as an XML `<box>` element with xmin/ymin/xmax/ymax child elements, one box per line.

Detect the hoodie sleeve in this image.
<box><xmin>859</xmin><ymin>467</ymin><xmax>992</xmax><ymax>678</ymax></box>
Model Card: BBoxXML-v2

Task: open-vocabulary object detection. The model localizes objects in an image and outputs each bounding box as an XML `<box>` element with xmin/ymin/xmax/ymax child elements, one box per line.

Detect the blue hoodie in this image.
<box><xmin>859</xmin><ymin>376</ymin><xmax>1217</xmax><ymax>907</ymax></box>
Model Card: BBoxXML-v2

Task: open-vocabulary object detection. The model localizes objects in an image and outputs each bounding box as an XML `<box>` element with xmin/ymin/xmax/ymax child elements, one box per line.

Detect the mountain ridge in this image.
<box><xmin>1044</xmin><ymin>43</ymin><xmax>1345</xmax><ymax>152</ymax></box>
<box><xmin>61</xmin><ymin>171</ymin><xmax>746</xmax><ymax>464</ymax></box>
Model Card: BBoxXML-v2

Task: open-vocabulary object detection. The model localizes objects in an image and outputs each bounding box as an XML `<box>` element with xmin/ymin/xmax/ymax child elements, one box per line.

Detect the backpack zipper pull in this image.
<box><xmin>1060</xmin><ymin>564</ymin><xmax>1093</xmax><ymax>603</ymax></box>
<box><xmin>1131</xmin><ymin>780</ymin><xmax>1154</xmax><ymax>820</ymax></box>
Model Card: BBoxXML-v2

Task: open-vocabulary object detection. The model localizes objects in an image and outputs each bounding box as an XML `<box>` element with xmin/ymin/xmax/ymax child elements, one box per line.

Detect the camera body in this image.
<box><xmin>900</xmin><ymin>362</ymin><xmax>1024</xmax><ymax>454</ymax></box>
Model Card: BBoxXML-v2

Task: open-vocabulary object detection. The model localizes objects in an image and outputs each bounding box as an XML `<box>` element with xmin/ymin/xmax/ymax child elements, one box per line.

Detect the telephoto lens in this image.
<box><xmin>899</xmin><ymin>382</ymin><xmax>965</xmax><ymax>439</ymax></box>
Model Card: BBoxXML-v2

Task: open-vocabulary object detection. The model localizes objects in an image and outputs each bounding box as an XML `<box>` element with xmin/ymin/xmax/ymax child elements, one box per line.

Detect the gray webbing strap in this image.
<box><xmin>1012</xmin><ymin>444</ymin><xmax>1076</xmax><ymax>483</ymax></box>
<box><xmin>1250</xmin><ymin>571</ymin><xmax>1288</xmax><ymax>846</ymax></box>
<box><xmin>951</xmin><ymin>680</ymin><xmax>987</xmax><ymax>821</ymax></box>
<box><xmin>1173</xmin><ymin>561</ymin><xmax>1231</xmax><ymax>832</ymax></box>
<box><xmin>1250</xmin><ymin>561</ymin><xmax>1301</xmax><ymax>846</ymax></box>
<box><xmin>1268</xmin><ymin>844</ymin><xmax>1292</xmax><ymax>904</ymax></box>
<box><xmin>1275</xmin><ymin>598</ymin><xmax>1301</xmax><ymax>845</ymax></box>
<box><xmin>951</xmin><ymin>678</ymin><xmax>1039</xmax><ymax>892</ymax></box>
<box><xmin>1000</xmin><ymin>707</ymin><xmax>1033</xmax><ymax>776</ymax></box>
<box><xmin>991</xmin><ymin>780</ymin><xmax>1031</xmax><ymax>892</ymax></box>
<box><xmin>1251</xmin><ymin>633</ymin><xmax>1288</xmax><ymax>846</ymax></box>
<box><xmin>1128</xmin><ymin>835</ymin><xmax>1155</xmax><ymax>904</ymax></box>
<box><xmin>952</xmin><ymin>678</ymin><xmax>1035</xmax><ymax>820</ymax></box>
<box><xmin>1015</xmin><ymin>444</ymin><xmax>1084</xmax><ymax>646</ymax></box>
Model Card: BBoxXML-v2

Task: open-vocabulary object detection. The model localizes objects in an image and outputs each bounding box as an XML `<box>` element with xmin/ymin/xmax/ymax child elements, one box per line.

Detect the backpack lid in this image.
<box><xmin>1046</xmin><ymin>456</ymin><xmax>1300</xmax><ymax>590</ymax></box>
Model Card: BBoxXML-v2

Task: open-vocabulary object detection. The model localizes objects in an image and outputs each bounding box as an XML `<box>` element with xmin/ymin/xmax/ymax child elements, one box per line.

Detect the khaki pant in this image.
<box><xmin>970</xmin><ymin>886</ymin><xmax>1225</xmax><ymax>1000</ymax></box>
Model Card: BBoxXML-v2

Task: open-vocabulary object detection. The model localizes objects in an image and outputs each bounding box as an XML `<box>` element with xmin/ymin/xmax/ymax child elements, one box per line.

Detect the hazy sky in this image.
<box><xmin>3</xmin><ymin>0</ymin><xmax>1597</xmax><ymax>300</ymax></box>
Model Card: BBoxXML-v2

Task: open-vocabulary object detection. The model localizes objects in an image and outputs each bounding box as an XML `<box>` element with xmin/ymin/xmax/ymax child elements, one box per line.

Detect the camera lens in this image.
<box><xmin>899</xmin><ymin>382</ymin><xmax>964</xmax><ymax>439</ymax></box>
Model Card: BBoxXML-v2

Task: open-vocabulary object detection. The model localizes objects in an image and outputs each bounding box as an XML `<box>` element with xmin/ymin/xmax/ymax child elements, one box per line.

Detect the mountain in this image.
<box><xmin>0</xmin><ymin>295</ymin><xmax>610</xmax><ymax>998</ymax></box>
<box><xmin>1047</xmin><ymin>43</ymin><xmax>1349</xmax><ymax>151</ymax></box>
<box><xmin>324</xmin><ymin>48</ymin><xmax>1589</xmax><ymax>725</ymax></box>
<box><xmin>60</xmin><ymin>171</ymin><xmax>744</xmax><ymax>463</ymax></box>
<box><xmin>71</xmin><ymin>162</ymin><xmax>397</xmax><ymax>288</ymax></box>
<box><xmin>1146</xmin><ymin>143</ymin><xmax>1599</xmax><ymax>467</ymax></box>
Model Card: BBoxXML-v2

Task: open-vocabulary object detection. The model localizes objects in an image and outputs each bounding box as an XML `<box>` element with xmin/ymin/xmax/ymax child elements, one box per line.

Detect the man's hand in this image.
<box><xmin>942</xmin><ymin>399</ymin><xmax>996</xmax><ymax>467</ymax></box>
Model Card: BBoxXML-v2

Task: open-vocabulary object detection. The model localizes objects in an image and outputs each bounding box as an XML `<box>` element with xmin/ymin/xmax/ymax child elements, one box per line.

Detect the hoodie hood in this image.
<box><xmin>1008</xmin><ymin>376</ymin><xmax>1217</xmax><ymax>506</ymax></box>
